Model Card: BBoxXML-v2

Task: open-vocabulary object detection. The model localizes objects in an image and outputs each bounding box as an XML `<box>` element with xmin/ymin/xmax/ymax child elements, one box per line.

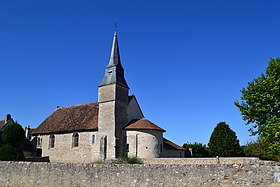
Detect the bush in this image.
<box><xmin>1</xmin><ymin>123</ymin><xmax>25</xmax><ymax>145</ymax></box>
<box><xmin>113</xmin><ymin>156</ymin><xmax>143</xmax><ymax>164</ymax></box>
<box><xmin>183</xmin><ymin>142</ymin><xmax>209</xmax><ymax>157</ymax></box>
<box><xmin>241</xmin><ymin>140</ymin><xmax>260</xmax><ymax>157</ymax></box>
<box><xmin>126</xmin><ymin>156</ymin><xmax>143</xmax><ymax>164</ymax></box>
<box><xmin>242</xmin><ymin>139</ymin><xmax>279</xmax><ymax>161</ymax></box>
<box><xmin>0</xmin><ymin>144</ymin><xmax>25</xmax><ymax>161</ymax></box>
<box><xmin>208</xmin><ymin>122</ymin><xmax>243</xmax><ymax>157</ymax></box>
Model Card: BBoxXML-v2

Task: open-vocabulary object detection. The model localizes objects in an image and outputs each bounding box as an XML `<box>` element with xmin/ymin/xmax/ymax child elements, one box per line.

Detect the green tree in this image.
<box><xmin>241</xmin><ymin>139</ymin><xmax>278</xmax><ymax>160</ymax></box>
<box><xmin>235</xmin><ymin>58</ymin><xmax>280</xmax><ymax>161</ymax></box>
<box><xmin>208</xmin><ymin>122</ymin><xmax>243</xmax><ymax>157</ymax></box>
<box><xmin>241</xmin><ymin>140</ymin><xmax>260</xmax><ymax>157</ymax></box>
<box><xmin>0</xmin><ymin>122</ymin><xmax>26</xmax><ymax>161</ymax></box>
<box><xmin>183</xmin><ymin>142</ymin><xmax>209</xmax><ymax>157</ymax></box>
<box><xmin>0</xmin><ymin>144</ymin><xmax>24</xmax><ymax>161</ymax></box>
<box><xmin>1</xmin><ymin>122</ymin><xmax>25</xmax><ymax>145</ymax></box>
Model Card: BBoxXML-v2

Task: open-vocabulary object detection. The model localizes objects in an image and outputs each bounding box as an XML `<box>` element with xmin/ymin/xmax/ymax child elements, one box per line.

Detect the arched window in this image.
<box><xmin>72</xmin><ymin>132</ymin><xmax>79</xmax><ymax>147</ymax></box>
<box><xmin>37</xmin><ymin>137</ymin><xmax>42</xmax><ymax>148</ymax></box>
<box><xmin>49</xmin><ymin>134</ymin><xmax>55</xmax><ymax>148</ymax></box>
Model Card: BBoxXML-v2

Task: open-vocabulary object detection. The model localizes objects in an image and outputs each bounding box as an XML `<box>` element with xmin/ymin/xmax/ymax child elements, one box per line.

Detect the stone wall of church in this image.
<box><xmin>98</xmin><ymin>101</ymin><xmax>116</xmax><ymax>159</ymax></box>
<box><xmin>98</xmin><ymin>83</ymin><xmax>129</xmax><ymax>159</ymax></box>
<box><xmin>0</xmin><ymin>160</ymin><xmax>279</xmax><ymax>187</ymax></box>
<box><xmin>115</xmin><ymin>85</ymin><xmax>129</xmax><ymax>157</ymax></box>
<box><xmin>37</xmin><ymin>131</ymin><xmax>99</xmax><ymax>163</ymax></box>
<box><xmin>126</xmin><ymin>130</ymin><xmax>163</xmax><ymax>158</ymax></box>
<box><xmin>98</xmin><ymin>83</ymin><xmax>118</xmax><ymax>159</ymax></box>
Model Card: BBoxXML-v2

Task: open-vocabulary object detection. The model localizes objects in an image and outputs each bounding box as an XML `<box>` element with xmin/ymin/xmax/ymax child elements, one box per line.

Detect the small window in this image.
<box><xmin>72</xmin><ymin>132</ymin><xmax>79</xmax><ymax>147</ymax></box>
<box><xmin>49</xmin><ymin>134</ymin><xmax>55</xmax><ymax>148</ymax></box>
<box><xmin>92</xmin><ymin>135</ymin><xmax>95</xmax><ymax>144</ymax></box>
<box><xmin>37</xmin><ymin>137</ymin><xmax>42</xmax><ymax>147</ymax></box>
<box><xmin>160</xmin><ymin>144</ymin><xmax>163</xmax><ymax>153</ymax></box>
<box><xmin>126</xmin><ymin>144</ymin><xmax>129</xmax><ymax>152</ymax></box>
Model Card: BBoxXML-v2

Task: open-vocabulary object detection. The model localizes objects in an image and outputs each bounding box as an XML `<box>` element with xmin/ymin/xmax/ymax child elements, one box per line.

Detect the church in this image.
<box><xmin>31</xmin><ymin>32</ymin><xmax>184</xmax><ymax>163</ymax></box>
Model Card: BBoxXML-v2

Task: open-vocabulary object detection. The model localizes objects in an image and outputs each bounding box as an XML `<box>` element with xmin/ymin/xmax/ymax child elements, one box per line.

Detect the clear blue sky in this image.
<box><xmin>1</xmin><ymin>1</ymin><xmax>280</xmax><ymax>146</ymax></box>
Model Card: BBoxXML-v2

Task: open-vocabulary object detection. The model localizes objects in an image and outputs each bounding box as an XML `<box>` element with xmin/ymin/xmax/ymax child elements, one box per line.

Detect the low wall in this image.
<box><xmin>0</xmin><ymin>159</ymin><xmax>279</xmax><ymax>187</ymax></box>
<box><xmin>142</xmin><ymin>157</ymin><xmax>271</xmax><ymax>165</ymax></box>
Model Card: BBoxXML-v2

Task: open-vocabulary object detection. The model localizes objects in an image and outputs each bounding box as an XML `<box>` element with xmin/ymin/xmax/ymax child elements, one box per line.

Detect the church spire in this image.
<box><xmin>99</xmin><ymin>32</ymin><xmax>129</xmax><ymax>88</ymax></box>
<box><xmin>107</xmin><ymin>31</ymin><xmax>121</xmax><ymax>68</ymax></box>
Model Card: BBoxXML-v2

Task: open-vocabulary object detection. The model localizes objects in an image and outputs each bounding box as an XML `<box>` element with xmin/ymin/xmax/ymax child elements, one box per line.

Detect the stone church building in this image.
<box><xmin>31</xmin><ymin>32</ymin><xmax>184</xmax><ymax>163</ymax></box>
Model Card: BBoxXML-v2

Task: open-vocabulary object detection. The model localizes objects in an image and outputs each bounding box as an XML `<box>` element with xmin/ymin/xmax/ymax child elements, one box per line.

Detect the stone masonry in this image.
<box><xmin>0</xmin><ymin>158</ymin><xmax>279</xmax><ymax>187</ymax></box>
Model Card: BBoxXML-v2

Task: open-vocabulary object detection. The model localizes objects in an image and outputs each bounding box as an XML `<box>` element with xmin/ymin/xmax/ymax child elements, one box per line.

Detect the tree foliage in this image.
<box><xmin>241</xmin><ymin>140</ymin><xmax>260</xmax><ymax>157</ymax></box>
<box><xmin>0</xmin><ymin>122</ymin><xmax>26</xmax><ymax>161</ymax></box>
<box><xmin>0</xmin><ymin>144</ymin><xmax>24</xmax><ymax>161</ymax></box>
<box><xmin>242</xmin><ymin>139</ymin><xmax>278</xmax><ymax>161</ymax></box>
<box><xmin>183</xmin><ymin>142</ymin><xmax>209</xmax><ymax>157</ymax></box>
<box><xmin>1</xmin><ymin>122</ymin><xmax>25</xmax><ymax>145</ymax></box>
<box><xmin>235</xmin><ymin>58</ymin><xmax>280</xmax><ymax>161</ymax></box>
<box><xmin>208</xmin><ymin>122</ymin><xmax>243</xmax><ymax>157</ymax></box>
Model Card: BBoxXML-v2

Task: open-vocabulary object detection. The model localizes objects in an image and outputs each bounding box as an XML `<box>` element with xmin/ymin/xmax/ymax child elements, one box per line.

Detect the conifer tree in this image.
<box><xmin>0</xmin><ymin>122</ymin><xmax>25</xmax><ymax>161</ymax></box>
<box><xmin>208</xmin><ymin>122</ymin><xmax>243</xmax><ymax>157</ymax></box>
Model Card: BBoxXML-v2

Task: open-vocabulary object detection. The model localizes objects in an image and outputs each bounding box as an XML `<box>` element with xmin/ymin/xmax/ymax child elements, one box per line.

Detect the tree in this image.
<box><xmin>0</xmin><ymin>122</ymin><xmax>25</xmax><ymax>161</ymax></box>
<box><xmin>235</xmin><ymin>58</ymin><xmax>280</xmax><ymax>161</ymax></box>
<box><xmin>208</xmin><ymin>122</ymin><xmax>243</xmax><ymax>157</ymax></box>
<box><xmin>241</xmin><ymin>138</ymin><xmax>279</xmax><ymax>160</ymax></box>
<box><xmin>183</xmin><ymin>142</ymin><xmax>209</xmax><ymax>157</ymax></box>
<box><xmin>0</xmin><ymin>144</ymin><xmax>24</xmax><ymax>161</ymax></box>
<box><xmin>1</xmin><ymin>122</ymin><xmax>25</xmax><ymax>145</ymax></box>
<box><xmin>241</xmin><ymin>140</ymin><xmax>260</xmax><ymax>157</ymax></box>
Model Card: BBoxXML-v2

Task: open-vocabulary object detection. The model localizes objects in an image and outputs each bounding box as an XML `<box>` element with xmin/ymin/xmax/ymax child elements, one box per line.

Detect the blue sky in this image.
<box><xmin>1</xmin><ymin>1</ymin><xmax>280</xmax><ymax>146</ymax></box>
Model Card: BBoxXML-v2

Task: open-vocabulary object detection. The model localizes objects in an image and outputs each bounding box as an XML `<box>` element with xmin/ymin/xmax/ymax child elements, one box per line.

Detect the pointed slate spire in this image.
<box><xmin>107</xmin><ymin>32</ymin><xmax>121</xmax><ymax>68</ymax></box>
<box><xmin>99</xmin><ymin>32</ymin><xmax>129</xmax><ymax>88</ymax></box>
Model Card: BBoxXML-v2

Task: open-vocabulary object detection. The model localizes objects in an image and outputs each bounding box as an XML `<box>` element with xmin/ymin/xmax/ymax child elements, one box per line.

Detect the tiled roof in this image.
<box><xmin>31</xmin><ymin>102</ymin><xmax>99</xmax><ymax>135</ymax></box>
<box><xmin>124</xmin><ymin>118</ymin><xmax>166</xmax><ymax>132</ymax></box>
<box><xmin>163</xmin><ymin>138</ymin><xmax>184</xmax><ymax>150</ymax></box>
<box><xmin>0</xmin><ymin>120</ymin><xmax>5</xmax><ymax>130</ymax></box>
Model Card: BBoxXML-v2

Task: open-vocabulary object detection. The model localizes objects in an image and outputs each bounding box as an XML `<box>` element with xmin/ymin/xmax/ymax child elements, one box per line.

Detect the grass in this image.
<box><xmin>112</xmin><ymin>156</ymin><xmax>143</xmax><ymax>164</ymax></box>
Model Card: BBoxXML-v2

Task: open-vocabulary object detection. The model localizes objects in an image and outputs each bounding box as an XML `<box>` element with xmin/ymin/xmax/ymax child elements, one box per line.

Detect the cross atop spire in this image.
<box><xmin>99</xmin><ymin>32</ymin><xmax>129</xmax><ymax>88</ymax></box>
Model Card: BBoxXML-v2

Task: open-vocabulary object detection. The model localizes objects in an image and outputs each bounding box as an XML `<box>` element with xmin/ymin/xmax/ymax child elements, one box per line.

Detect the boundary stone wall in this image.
<box><xmin>0</xmin><ymin>158</ymin><xmax>279</xmax><ymax>187</ymax></box>
<box><xmin>142</xmin><ymin>157</ymin><xmax>270</xmax><ymax>165</ymax></box>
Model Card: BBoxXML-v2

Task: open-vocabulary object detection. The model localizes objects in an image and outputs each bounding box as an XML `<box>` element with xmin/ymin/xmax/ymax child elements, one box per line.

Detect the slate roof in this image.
<box><xmin>163</xmin><ymin>138</ymin><xmax>184</xmax><ymax>150</ymax></box>
<box><xmin>0</xmin><ymin>120</ymin><xmax>5</xmax><ymax>130</ymax></box>
<box><xmin>99</xmin><ymin>32</ymin><xmax>129</xmax><ymax>88</ymax></box>
<box><xmin>124</xmin><ymin>118</ymin><xmax>166</xmax><ymax>132</ymax></box>
<box><xmin>31</xmin><ymin>102</ymin><xmax>99</xmax><ymax>135</ymax></box>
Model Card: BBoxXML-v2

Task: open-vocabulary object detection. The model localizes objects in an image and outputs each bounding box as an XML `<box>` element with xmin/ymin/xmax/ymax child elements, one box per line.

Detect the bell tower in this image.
<box><xmin>98</xmin><ymin>32</ymin><xmax>129</xmax><ymax>159</ymax></box>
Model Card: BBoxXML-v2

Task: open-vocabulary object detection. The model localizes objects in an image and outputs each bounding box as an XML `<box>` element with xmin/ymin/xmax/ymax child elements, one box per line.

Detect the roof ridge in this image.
<box><xmin>125</xmin><ymin>118</ymin><xmax>166</xmax><ymax>132</ymax></box>
<box><xmin>56</xmin><ymin>102</ymin><xmax>99</xmax><ymax>110</ymax></box>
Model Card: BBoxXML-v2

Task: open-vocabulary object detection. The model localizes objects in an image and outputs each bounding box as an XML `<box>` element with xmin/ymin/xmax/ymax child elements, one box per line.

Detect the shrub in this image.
<box><xmin>242</xmin><ymin>139</ymin><xmax>279</xmax><ymax>161</ymax></box>
<box><xmin>1</xmin><ymin>122</ymin><xmax>25</xmax><ymax>145</ymax></box>
<box><xmin>113</xmin><ymin>156</ymin><xmax>143</xmax><ymax>164</ymax></box>
<box><xmin>0</xmin><ymin>144</ymin><xmax>25</xmax><ymax>161</ymax></box>
<box><xmin>183</xmin><ymin>142</ymin><xmax>210</xmax><ymax>157</ymax></box>
<box><xmin>126</xmin><ymin>156</ymin><xmax>143</xmax><ymax>164</ymax></box>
